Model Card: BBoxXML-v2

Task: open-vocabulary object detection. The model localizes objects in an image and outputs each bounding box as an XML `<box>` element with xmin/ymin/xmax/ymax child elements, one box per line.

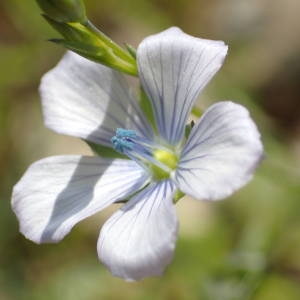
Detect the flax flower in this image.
<box><xmin>12</xmin><ymin>27</ymin><xmax>263</xmax><ymax>281</ymax></box>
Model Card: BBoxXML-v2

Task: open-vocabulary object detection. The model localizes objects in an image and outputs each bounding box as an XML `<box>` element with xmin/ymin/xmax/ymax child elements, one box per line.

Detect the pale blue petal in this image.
<box><xmin>12</xmin><ymin>156</ymin><xmax>149</xmax><ymax>243</ymax></box>
<box><xmin>98</xmin><ymin>180</ymin><xmax>178</xmax><ymax>281</ymax></box>
<box><xmin>137</xmin><ymin>27</ymin><xmax>228</xmax><ymax>145</ymax></box>
<box><xmin>41</xmin><ymin>52</ymin><xmax>152</xmax><ymax>146</ymax></box>
<box><xmin>174</xmin><ymin>102</ymin><xmax>263</xmax><ymax>200</ymax></box>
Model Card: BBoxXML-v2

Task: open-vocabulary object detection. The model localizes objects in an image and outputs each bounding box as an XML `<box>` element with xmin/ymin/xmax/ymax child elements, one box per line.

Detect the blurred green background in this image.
<box><xmin>1</xmin><ymin>0</ymin><xmax>300</xmax><ymax>299</ymax></box>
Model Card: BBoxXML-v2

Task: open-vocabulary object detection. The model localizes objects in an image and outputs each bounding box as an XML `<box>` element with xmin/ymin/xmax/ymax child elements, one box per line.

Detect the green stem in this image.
<box><xmin>85</xmin><ymin>21</ymin><xmax>138</xmax><ymax>76</ymax></box>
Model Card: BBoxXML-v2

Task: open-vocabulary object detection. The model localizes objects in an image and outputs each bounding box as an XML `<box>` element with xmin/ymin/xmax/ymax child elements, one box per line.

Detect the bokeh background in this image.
<box><xmin>1</xmin><ymin>0</ymin><xmax>300</xmax><ymax>299</ymax></box>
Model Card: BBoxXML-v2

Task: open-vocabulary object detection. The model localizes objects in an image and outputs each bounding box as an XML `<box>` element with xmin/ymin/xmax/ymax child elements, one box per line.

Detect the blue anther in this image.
<box><xmin>115</xmin><ymin>128</ymin><xmax>137</xmax><ymax>138</ymax></box>
<box><xmin>111</xmin><ymin>128</ymin><xmax>137</xmax><ymax>154</ymax></box>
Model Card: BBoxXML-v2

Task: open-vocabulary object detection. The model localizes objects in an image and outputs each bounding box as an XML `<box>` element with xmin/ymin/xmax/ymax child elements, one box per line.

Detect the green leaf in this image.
<box><xmin>50</xmin><ymin>38</ymin><xmax>107</xmax><ymax>58</ymax></box>
<box><xmin>42</xmin><ymin>15</ymin><xmax>138</xmax><ymax>76</ymax></box>
<box><xmin>125</xmin><ymin>43</ymin><xmax>137</xmax><ymax>59</ymax></box>
<box><xmin>43</xmin><ymin>15</ymin><xmax>86</xmax><ymax>41</ymax></box>
<box><xmin>43</xmin><ymin>16</ymin><xmax>103</xmax><ymax>45</ymax></box>
<box><xmin>50</xmin><ymin>38</ymin><xmax>138</xmax><ymax>75</ymax></box>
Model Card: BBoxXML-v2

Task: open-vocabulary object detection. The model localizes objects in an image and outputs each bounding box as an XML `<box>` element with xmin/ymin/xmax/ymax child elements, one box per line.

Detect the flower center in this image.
<box><xmin>111</xmin><ymin>128</ymin><xmax>178</xmax><ymax>180</ymax></box>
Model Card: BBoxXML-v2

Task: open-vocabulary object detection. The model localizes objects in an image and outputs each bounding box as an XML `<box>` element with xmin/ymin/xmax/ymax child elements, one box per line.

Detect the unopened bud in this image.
<box><xmin>36</xmin><ymin>0</ymin><xmax>87</xmax><ymax>23</ymax></box>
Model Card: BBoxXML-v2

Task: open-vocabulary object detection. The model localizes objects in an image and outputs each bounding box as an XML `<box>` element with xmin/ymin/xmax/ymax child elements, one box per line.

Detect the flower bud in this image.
<box><xmin>36</xmin><ymin>0</ymin><xmax>87</xmax><ymax>23</ymax></box>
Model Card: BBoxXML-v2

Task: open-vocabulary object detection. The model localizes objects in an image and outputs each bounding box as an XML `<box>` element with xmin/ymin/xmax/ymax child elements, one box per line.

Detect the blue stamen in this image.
<box><xmin>115</xmin><ymin>128</ymin><xmax>137</xmax><ymax>139</ymax></box>
<box><xmin>111</xmin><ymin>128</ymin><xmax>137</xmax><ymax>153</ymax></box>
<box><xmin>111</xmin><ymin>128</ymin><xmax>174</xmax><ymax>174</ymax></box>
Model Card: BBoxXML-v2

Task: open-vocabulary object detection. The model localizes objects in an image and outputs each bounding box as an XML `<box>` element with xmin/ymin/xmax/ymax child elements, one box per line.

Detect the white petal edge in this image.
<box><xmin>12</xmin><ymin>156</ymin><xmax>149</xmax><ymax>243</ymax></box>
<box><xmin>137</xmin><ymin>27</ymin><xmax>228</xmax><ymax>145</ymax></box>
<box><xmin>174</xmin><ymin>101</ymin><xmax>264</xmax><ymax>200</ymax></box>
<box><xmin>98</xmin><ymin>180</ymin><xmax>178</xmax><ymax>281</ymax></box>
<box><xmin>40</xmin><ymin>52</ymin><xmax>152</xmax><ymax>146</ymax></box>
